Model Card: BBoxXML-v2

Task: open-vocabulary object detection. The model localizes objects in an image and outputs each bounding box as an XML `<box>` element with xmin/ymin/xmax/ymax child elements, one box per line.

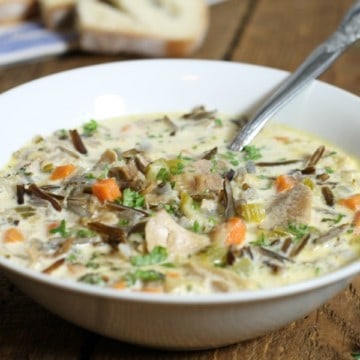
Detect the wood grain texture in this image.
<box><xmin>232</xmin><ymin>0</ymin><xmax>360</xmax><ymax>95</ymax></box>
<box><xmin>1</xmin><ymin>0</ymin><xmax>360</xmax><ymax>359</ymax></box>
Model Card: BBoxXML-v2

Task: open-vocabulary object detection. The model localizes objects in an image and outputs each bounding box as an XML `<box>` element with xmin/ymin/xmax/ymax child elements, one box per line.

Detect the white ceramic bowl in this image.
<box><xmin>1</xmin><ymin>60</ymin><xmax>360</xmax><ymax>350</ymax></box>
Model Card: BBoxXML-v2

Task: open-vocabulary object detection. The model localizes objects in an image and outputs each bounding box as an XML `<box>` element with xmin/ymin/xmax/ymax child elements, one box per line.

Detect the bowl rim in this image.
<box><xmin>1</xmin><ymin>58</ymin><xmax>360</xmax><ymax>305</ymax></box>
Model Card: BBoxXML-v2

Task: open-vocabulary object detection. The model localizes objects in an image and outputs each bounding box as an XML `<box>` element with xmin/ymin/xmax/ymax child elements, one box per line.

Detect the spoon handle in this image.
<box><xmin>229</xmin><ymin>0</ymin><xmax>360</xmax><ymax>152</ymax></box>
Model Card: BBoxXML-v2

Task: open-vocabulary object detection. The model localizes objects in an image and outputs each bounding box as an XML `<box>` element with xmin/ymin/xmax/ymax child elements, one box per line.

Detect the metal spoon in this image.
<box><xmin>229</xmin><ymin>0</ymin><xmax>360</xmax><ymax>152</ymax></box>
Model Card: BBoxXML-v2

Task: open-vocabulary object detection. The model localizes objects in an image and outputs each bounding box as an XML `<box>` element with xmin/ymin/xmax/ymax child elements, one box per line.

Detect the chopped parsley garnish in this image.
<box><xmin>243</xmin><ymin>145</ymin><xmax>262</xmax><ymax>161</ymax></box>
<box><xmin>214</xmin><ymin>118</ymin><xmax>223</xmax><ymax>127</ymax></box>
<box><xmin>321</xmin><ymin>213</ymin><xmax>345</xmax><ymax>224</ymax></box>
<box><xmin>98</xmin><ymin>164</ymin><xmax>110</xmax><ymax>179</ymax></box>
<box><xmin>83</xmin><ymin>119</ymin><xmax>98</xmax><ymax>136</ymax></box>
<box><xmin>50</xmin><ymin>220</ymin><xmax>70</xmax><ymax>238</ymax></box>
<box><xmin>286</xmin><ymin>223</ymin><xmax>311</xmax><ymax>241</ymax></box>
<box><xmin>85</xmin><ymin>173</ymin><xmax>96</xmax><ymax>179</ymax></box>
<box><xmin>156</xmin><ymin>167</ymin><xmax>170</xmax><ymax>182</ymax></box>
<box><xmin>118</xmin><ymin>219</ymin><xmax>130</xmax><ymax>227</ymax></box>
<box><xmin>210</xmin><ymin>158</ymin><xmax>218</xmax><ymax>173</ymax></box>
<box><xmin>176</xmin><ymin>153</ymin><xmax>192</xmax><ymax>161</ymax></box>
<box><xmin>66</xmin><ymin>252</ymin><xmax>78</xmax><ymax>264</ymax></box>
<box><xmin>163</xmin><ymin>203</ymin><xmax>177</xmax><ymax>214</ymax></box>
<box><xmin>325</xmin><ymin>167</ymin><xmax>334</xmax><ymax>174</ymax></box>
<box><xmin>78</xmin><ymin>273</ymin><xmax>106</xmax><ymax>285</ymax></box>
<box><xmin>86</xmin><ymin>261</ymin><xmax>100</xmax><ymax>269</ymax></box>
<box><xmin>76</xmin><ymin>228</ymin><xmax>96</xmax><ymax>238</ymax></box>
<box><xmin>170</xmin><ymin>161</ymin><xmax>185</xmax><ymax>175</ymax></box>
<box><xmin>131</xmin><ymin>246</ymin><xmax>168</xmax><ymax>267</ymax></box>
<box><xmin>125</xmin><ymin>269</ymin><xmax>165</xmax><ymax>285</ymax></box>
<box><xmin>250</xmin><ymin>232</ymin><xmax>267</xmax><ymax>246</ymax></box>
<box><xmin>193</xmin><ymin>220</ymin><xmax>201</xmax><ymax>233</ymax></box>
<box><xmin>122</xmin><ymin>188</ymin><xmax>145</xmax><ymax>208</ymax></box>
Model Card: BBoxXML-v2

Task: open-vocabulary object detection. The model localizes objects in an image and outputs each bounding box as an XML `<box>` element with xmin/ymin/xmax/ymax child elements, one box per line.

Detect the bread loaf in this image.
<box><xmin>38</xmin><ymin>0</ymin><xmax>75</xmax><ymax>28</ymax></box>
<box><xmin>0</xmin><ymin>0</ymin><xmax>37</xmax><ymax>23</ymax></box>
<box><xmin>76</xmin><ymin>0</ymin><xmax>209</xmax><ymax>57</ymax></box>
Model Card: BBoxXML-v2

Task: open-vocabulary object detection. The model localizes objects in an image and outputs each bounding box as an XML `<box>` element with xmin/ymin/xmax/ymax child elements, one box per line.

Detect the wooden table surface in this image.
<box><xmin>1</xmin><ymin>0</ymin><xmax>360</xmax><ymax>359</ymax></box>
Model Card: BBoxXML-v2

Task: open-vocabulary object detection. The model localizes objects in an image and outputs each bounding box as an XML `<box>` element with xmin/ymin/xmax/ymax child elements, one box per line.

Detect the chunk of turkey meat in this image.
<box><xmin>145</xmin><ymin>210</ymin><xmax>210</xmax><ymax>261</ymax></box>
<box><xmin>264</xmin><ymin>183</ymin><xmax>312</xmax><ymax>229</ymax></box>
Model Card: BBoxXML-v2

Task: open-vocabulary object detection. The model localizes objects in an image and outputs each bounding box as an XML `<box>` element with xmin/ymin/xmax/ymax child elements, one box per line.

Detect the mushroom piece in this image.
<box><xmin>174</xmin><ymin>159</ymin><xmax>223</xmax><ymax>196</ymax></box>
<box><xmin>145</xmin><ymin>210</ymin><xmax>210</xmax><ymax>261</ymax></box>
<box><xmin>264</xmin><ymin>183</ymin><xmax>312</xmax><ymax>229</ymax></box>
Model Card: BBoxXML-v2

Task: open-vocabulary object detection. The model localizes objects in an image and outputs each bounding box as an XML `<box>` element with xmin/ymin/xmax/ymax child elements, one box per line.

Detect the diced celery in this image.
<box><xmin>145</xmin><ymin>158</ymin><xmax>169</xmax><ymax>182</ymax></box>
<box><xmin>239</xmin><ymin>203</ymin><xmax>266</xmax><ymax>223</ymax></box>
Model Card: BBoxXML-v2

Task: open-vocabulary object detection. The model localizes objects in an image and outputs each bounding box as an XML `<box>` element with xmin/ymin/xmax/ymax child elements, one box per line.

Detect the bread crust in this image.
<box><xmin>40</xmin><ymin>2</ymin><xmax>75</xmax><ymax>29</ymax></box>
<box><xmin>80</xmin><ymin>25</ymin><xmax>207</xmax><ymax>57</ymax></box>
<box><xmin>77</xmin><ymin>0</ymin><xmax>209</xmax><ymax>57</ymax></box>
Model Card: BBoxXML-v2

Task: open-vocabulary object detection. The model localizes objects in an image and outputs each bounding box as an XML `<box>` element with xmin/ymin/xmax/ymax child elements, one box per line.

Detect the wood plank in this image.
<box><xmin>231</xmin><ymin>0</ymin><xmax>360</xmax><ymax>94</ymax></box>
<box><xmin>0</xmin><ymin>273</ymin><xmax>88</xmax><ymax>359</ymax></box>
<box><xmin>196</xmin><ymin>0</ymin><xmax>253</xmax><ymax>59</ymax></box>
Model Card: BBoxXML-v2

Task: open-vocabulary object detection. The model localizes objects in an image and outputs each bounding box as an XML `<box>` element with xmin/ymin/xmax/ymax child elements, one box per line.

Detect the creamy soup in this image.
<box><xmin>1</xmin><ymin>107</ymin><xmax>360</xmax><ymax>294</ymax></box>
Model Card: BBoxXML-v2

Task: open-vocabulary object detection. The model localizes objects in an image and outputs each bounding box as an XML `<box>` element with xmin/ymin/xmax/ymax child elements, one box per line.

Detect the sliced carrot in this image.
<box><xmin>92</xmin><ymin>178</ymin><xmax>121</xmax><ymax>203</ymax></box>
<box><xmin>273</xmin><ymin>136</ymin><xmax>290</xmax><ymax>144</ymax></box>
<box><xmin>3</xmin><ymin>228</ymin><xmax>24</xmax><ymax>243</ymax></box>
<box><xmin>353</xmin><ymin>211</ymin><xmax>360</xmax><ymax>235</ymax></box>
<box><xmin>166</xmin><ymin>271</ymin><xmax>180</xmax><ymax>279</ymax></box>
<box><xmin>339</xmin><ymin>194</ymin><xmax>360</xmax><ymax>211</ymax></box>
<box><xmin>112</xmin><ymin>280</ymin><xmax>127</xmax><ymax>290</ymax></box>
<box><xmin>47</xmin><ymin>222</ymin><xmax>60</xmax><ymax>232</ymax></box>
<box><xmin>225</xmin><ymin>217</ymin><xmax>247</xmax><ymax>246</ymax></box>
<box><xmin>50</xmin><ymin>164</ymin><xmax>76</xmax><ymax>180</ymax></box>
<box><xmin>275</xmin><ymin>174</ymin><xmax>296</xmax><ymax>192</ymax></box>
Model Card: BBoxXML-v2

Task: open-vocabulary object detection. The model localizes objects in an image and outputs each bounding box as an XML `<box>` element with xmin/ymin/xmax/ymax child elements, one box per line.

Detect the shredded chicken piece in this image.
<box><xmin>145</xmin><ymin>210</ymin><xmax>210</xmax><ymax>261</ymax></box>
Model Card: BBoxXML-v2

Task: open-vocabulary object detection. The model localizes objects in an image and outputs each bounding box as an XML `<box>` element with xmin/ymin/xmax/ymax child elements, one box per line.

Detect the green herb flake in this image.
<box><xmin>193</xmin><ymin>220</ymin><xmax>201</xmax><ymax>233</ymax></box>
<box><xmin>210</xmin><ymin>158</ymin><xmax>218</xmax><ymax>173</ymax></box>
<box><xmin>214</xmin><ymin>118</ymin><xmax>223</xmax><ymax>127</ymax></box>
<box><xmin>78</xmin><ymin>273</ymin><xmax>106</xmax><ymax>285</ymax></box>
<box><xmin>286</xmin><ymin>222</ymin><xmax>311</xmax><ymax>241</ymax></box>
<box><xmin>86</xmin><ymin>261</ymin><xmax>100</xmax><ymax>269</ymax></box>
<box><xmin>76</xmin><ymin>228</ymin><xmax>96</xmax><ymax>238</ymax></box>
<box><xmin>325</xmin><ymin>167</ymin><xmax>334</xmax><ymax>174</ymax></box>
<box><xmin>83</xmin><ymin>119</ymin><xmax>98</xmax><ymax>136</ymax></box>
<box><xmin>85</xmin><ymin>173</ymin><xmax>96</xmax><ymax>179</ymax></box>
<box><xmin>170</xmin><ymin>161</ymin><xmax>185</xmax><ymax>175</ymax></box>
<box><xmin>118</xmin><ymin>219</ymin><xmax>130</xmax><ymax>227</ymax></box>
<box><xmin>50</xmin><ymin>220</ymin><xmax>70</xmax><ymax>238</ymax></box>
<box><xmin>125</xmin><ymin>269</ymin><xmax>165</xmax><ymax>285</ymax></box>
<box><xmin>66</xmin><ymin>252</ymin><xmax>78</xmax><ymax>264</ymax></box>
<box><xmin>321</xmin><ymin>213</ymin><xmax>345</xmax><ymax>225</ymax></box>
<box><xmin>250</xmin><ymin>232</ymin><xmax>267</xmax><ymax>246</ymax></box>
<box><xmin>163</xmin><ymin>203</ymin><xmax>177</xmax><ymax>214</ymax></box>
<box><xmin>131</xmin><ymin>246</ymin><xmax>168</xmax><ymax>267</ymax></box>
<box><xmin>156</xmin><ymin>167</ymin><xmax>170</xmax><ymax>182</ymax></box>
<box><xmin>122</xmin><ymin>188</ymin><xmax>145</xmax><ymax>208</ymax></box>
<box><xmin>243</xmin><ymin>145</ymin><xmax>262</xmax><ymax>161</ymax></box>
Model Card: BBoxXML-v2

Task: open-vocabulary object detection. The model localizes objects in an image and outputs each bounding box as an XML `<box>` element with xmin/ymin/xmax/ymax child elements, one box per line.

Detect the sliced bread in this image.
<box><xmin>76</xmin><ymin>0</ymin><xmax>209</xmax><ymax>57</ymax></box>
<box><xmin>38</xmin><ymin>0</ymin><xmax>75</xmax><ymax>29</ymax></box>
<box><xmin>0</xmin><ymin>0</ymin><xmax>38</xmax><ymax>23</ymax></box>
